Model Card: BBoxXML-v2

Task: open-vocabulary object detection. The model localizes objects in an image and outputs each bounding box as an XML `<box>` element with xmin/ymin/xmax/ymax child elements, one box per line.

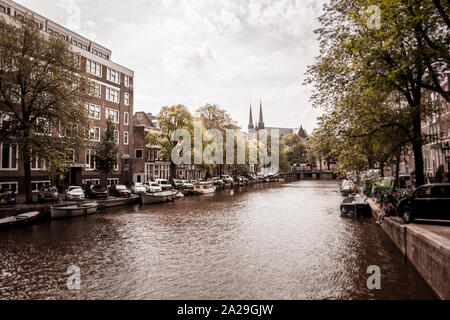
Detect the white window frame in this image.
<box><xmin>89</xmin><ymin>126</ymin><xmax>101</xmax><ymax>142</ymax></box>
<box><xmin>107</xmin><ymin>178</ymin><xmax>119</xmax><ymax>187</ymax></box>
<box><xmin>35</xmin><ymin>117</ymin><xmax>52</xmax><ymax>136</ymax></box>
<box><xmin>105</xmin><ymin>87</ymin><xmax>120</xmax><ymax>103</ymax></box>
<box><xmin>85</xmin><ymin>103</ymin><xmax>101</xmax><ymax>120</ymax></box>
<box><xmin>85</xmin><ymin>149</ymin><xmax>96</xmax><ymax>171</ymax></box>
<box><xmin>31</xmin><ymin>180</ymin><xmax>51</xmax><ymax>193</ymax></box>
<box><xmin>86</xmin><ymin>59</ymin><xmax>102</xmax><ymax>77</ymax></box>
<box><xmin>31</xmin><ymin>155</ymin><xmax>46</xmax><ymax>171</ymax></box>
<box><xmin>82</xmin><ymin>179</ymin><xmax>100</xmax><ymax>185</ymax></box>
<box><xmin>114</xmin><ymin>130</ymin><xmax>120</xmax><ymax>144</ymax></box>
<box><xmin>124</xmin><ymin>131</ymin><xmax>129</xmax><ymax>145</ymax></box>
<box><xmin>106</xmin><ymin>108</ymin><xmax>120</xmax><ymax>124</ymax></box>
<box><xmin>124</xmin><ymin>92</ymin><xmax>129</xmax><ymax>106</ymax></box>
<box><xmin>0</xmin><ymin>142</ymin><xmax>18</xmax><ymax>171</ymax></box>
<box><xmin>124</xmin><ymin>75</ymin><xmax>129</xmax><ymax>87</ymax></box>
<box><xmin>0</xmin><ymin>182</ymin><xmax>18</xmax><ymax>194</ymax></box>
<box><xmin>87</xmin><ymin>82</ymin><xmax>101</xmax><ymax>98</ymax></box>
<box><xmin>107</xmin><ymin>68</ymin><xmax>121</xmax><ymax>84</ymax></box>
<box><xmin>124</xmin><ymin>112</ymin><xmax>129</xmax><ymax>126</ymax></box>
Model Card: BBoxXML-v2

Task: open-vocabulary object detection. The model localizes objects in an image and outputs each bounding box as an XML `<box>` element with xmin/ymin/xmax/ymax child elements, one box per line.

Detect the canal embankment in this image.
<box><xmin>368</xmin><ymin>199</ymin><xmax>450</xmax><ymax>299</ymax></box>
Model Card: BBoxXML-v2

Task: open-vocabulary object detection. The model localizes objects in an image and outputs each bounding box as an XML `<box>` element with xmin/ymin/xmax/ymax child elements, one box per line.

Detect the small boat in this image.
<box><xmin>50</xmin><ymin>202</ymin><xmax>98</xmax><ymax>219</ymax></box>
<box><xmin>193</xmin><ymin>182</ymin><xmax>216</xmax><ymax>195</ymax></box>
<box><xmin>140</xmin><ymin>190</ymin><xmax>178</xmax><ymax>205</ymax></box>
<box><xmin>340</xmin><ymin>179</ymin><xmax>355</xmax><ymax>196</ymax></box>
<box><xmin>0</xmin><ymin>211</ymin><xmax>40</xmax><ymax>229</ymax></box>
<box><xmin>176</xmin><ymin>192</ymin><xmax>185</xmax><ymax>199</ymax></box>
<box><xmin>340</xmin><ymin>194</ymin><xmax>371</xmax><ymax>217</ymax></box>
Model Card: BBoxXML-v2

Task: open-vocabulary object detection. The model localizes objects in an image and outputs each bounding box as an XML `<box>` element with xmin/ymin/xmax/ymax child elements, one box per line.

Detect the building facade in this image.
<box><xmin>0</xmin><ymin>0</ymin><xmax>134</xmax><ymax>195</ymax></box>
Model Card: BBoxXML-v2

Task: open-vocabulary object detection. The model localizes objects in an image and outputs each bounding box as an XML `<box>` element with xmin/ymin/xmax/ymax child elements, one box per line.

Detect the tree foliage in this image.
<box><xmin>94</xmin><ymin>118</ymin><xmax>119</xmax><ymax>183</ymax></box>
<box><xmin>0</xmin><ymin>14</ymin><xmax>89</xmax><ymax>201</ymax></box>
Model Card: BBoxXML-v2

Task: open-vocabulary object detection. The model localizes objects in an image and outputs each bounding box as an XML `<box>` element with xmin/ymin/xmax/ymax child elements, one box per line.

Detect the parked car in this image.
<box><xmin>85</xmin><ymin>184</ymin><xmax>108</xmax><ymax>199</ymax></box>
<box><xmin>0</xmin><ymin>189</ymin><xmax>16</xmax><ymax>206</ymax></box>
<box><xmin>221</xmin><ymin>175</ymin><xmax>234</xmax><ymax>184</ymax></box>
<box><xmin>173</xmin><ymin>180</ymin><xmax>185</xmax><ymax>190</ymax></box>
<box><xmin>131</xmin><ymin>183</ymin><xmax>147</xmax><ymax>194</ymax></box>
<box><xmin>65</xmin><ymin>186</ymin><xmax>85</xmax><ymax>201</ymax></box>
<box><xmin>38</xmin><ymin>185</ymin><xmax>59</xmax><ymax>202</ymax></box>
<box><xmin>109</xmin><ymin>185</ymin><xmax>132</xmax><ymax>198</ymax></box>
<box><xmin>145</xmin><ymin>182</ymin><xmax>163</xmax><ymax>193</ymax></box>
<box><xmin>182</xmin><ymin>180</ymin><xmax>194</xmax><ymax>190</ymax></box>
<box><xmin>397</xmin><ymin>183</ymin><xmax>450</xmax><ymax>224</ymax></box>
<box><xmin>212</xmin><ymin>177</ymin><xmax>225</xmax><ymax>186</ymax></box>
<box><xmin>155</xmin><ymin>179</ymin><xmax>172</xmax><ymax>191</ymax></box>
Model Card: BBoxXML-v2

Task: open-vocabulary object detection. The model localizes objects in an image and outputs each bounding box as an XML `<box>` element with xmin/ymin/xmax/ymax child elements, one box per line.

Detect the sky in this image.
<box><xmin>15</xmin><ymin>0</ymin><xmax>326</xmax><ymax>134</ymax></box>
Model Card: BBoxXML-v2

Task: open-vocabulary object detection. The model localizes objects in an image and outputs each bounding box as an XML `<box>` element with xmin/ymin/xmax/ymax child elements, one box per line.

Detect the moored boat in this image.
<box><xmin>340</xmin><ymin>194</ymin><xmax>371</xmax><ymax>217</ymax></box>
<box><xmin>0</xmin><ymin>211</ymin><xmax>41</xmax><ymax>229</ymax></box>
<box><xmin>140</xmin><ymin>190</ymin><xmax>178</xmax><ymax>205</ymax></box>
<box><xmin>193</xmin><ymin>182</ymin><xmax>216</xmax><ymax>195</ymax></box>
<box><xmin>50</xmin><ymin>202</ymin><xmax>98</xmax><ymax>219</ymax></box>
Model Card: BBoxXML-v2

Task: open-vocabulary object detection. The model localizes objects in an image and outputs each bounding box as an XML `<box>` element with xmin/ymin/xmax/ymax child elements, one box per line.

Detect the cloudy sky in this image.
<box><xmin>16</xmin><ymin>0</ymin><xmax>326</xmax><ymax>133</ymax></box>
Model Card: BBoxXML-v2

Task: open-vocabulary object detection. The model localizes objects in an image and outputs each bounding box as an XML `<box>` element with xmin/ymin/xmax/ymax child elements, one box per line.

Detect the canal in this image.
<box><xmin>0</xmin><ymin>180</ymin><xmax>436</xmax><ymax>299</ymax></box>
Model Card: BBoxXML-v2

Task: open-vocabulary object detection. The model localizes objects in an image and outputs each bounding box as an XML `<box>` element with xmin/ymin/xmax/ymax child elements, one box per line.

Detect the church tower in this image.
<box><xmin>248</xmin><ymin>104</ymin><xmax>255</xmax><ymax>132</ymax></box>
<box><xmin>257</xmin><ymin>100</ymin><xmax>265</xmax><ymax>130</ymax></box>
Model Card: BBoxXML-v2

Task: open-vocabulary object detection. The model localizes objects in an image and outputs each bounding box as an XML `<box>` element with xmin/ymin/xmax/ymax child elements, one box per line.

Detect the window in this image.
<box><xmin>124</xmin><ymin>93</ymin><xmax>129</xmax><ymax>106</ymax></box>
<box><xmin>1</xmin><ymin>143</ymin><xmax>18</xmax><ymax>170</ymax></box>
<box><xmin>107</xmin><ymin>68</ymin><xmax>121</xmax><ymax>84</ymax></box>
<box><xmin>87</xmin><ymin>82</ymin><xmax>101</xmax><ymax>98</ymax></box>
<box><xmin>0</xmin><ymin>182</ymin><xmax>18</xmax><ymax>194</ymax></box>
<box><xmin>106</xmin><ymin>87</ymin><xmax>120</xmax><ymax>103</ymax></box>
<box><xmin>0</xmin><ymin>6</ymin><xmax>6</xmax><ymax>14</ymax></box>
<box><xmin>124</xmin><ymin>112</ymin><xmax>129</xmax><ymax>125</ymax></box>
<box><xmin>107</xmin><ymin>178</ymin><xmax>119</xmax><ymax>187</ymax></box>
<box><xmin>35</xmin><ymin>118</ymin><xmax>52</xmax><ymax>136</ymax></box>
<box><xmin>106</xmin><ymin>108</ymin><xmax>119</xmax><ymax>123</ymax></box>
<box><xmin>59</xmin><ymin>122</ymin><xmax>78</xmax><ymax>138</ymax></box>
<box><xmin>114</xmin><ymin>157</ymin><xmax>119</xmax><ymax>171</ymax></box>
<box><xmin>31</xmin><ymin>181</ymin><xmax>50</xmax><ymax>193</ymax></box>
<box><xmin>66</xmin><ymin>149</ymin><xmax>75</xmax><ymax>162</ymax></box>
<box><xmin>85</xmin><ymin>103</ymin><xmax>101</xmax><ymax>120</ymax></box>
<box><xmin>114</xmin><ymin>130</ymin><xmax>120</xmax><ymax>144</ymax></box>
<box><xmin>31</xmin><ymin>155</ymin><xmax>46</xmax><ymax>171</ymax></box>
<box><xmin>135</xmin><ymin>149</ymin><xmax>143</xmax><ymax>159</ymax></box>
<box><xmin>85</xmin><ymin>149</ymin><xmax>96</xmax><ymax>171</ymax></box>
<box><xmin>124</xmin><ymin>76</ymin><xmax>129</xmax><ymax>87</ymax></box>
<box><xmin>89</xmin><ymin>127</ymin><xmax>101</xmax><ymax>142</ymax></box>
<box><xmin>138</xmin><ymin>114</ymin><xmax>142</xmax><ymax>120</ymax></box>
<box><xmin>86</xmin><ymin>59</ymin><xmax>102</xmax><ymax>77</ymax></box>
<box><xmin>0</xmin><ymin>112</ymin><xmax>13</xmax><ymax>131</ymax></box>
<box><xmin>83</xmin><ymin>179</ymin><xmax>100</xmax><ymax>185</ymax></box>
<box><xmin>124</xmin><ymin>132</ymin><xmax>129</xmax><ymax>145</ymax></box>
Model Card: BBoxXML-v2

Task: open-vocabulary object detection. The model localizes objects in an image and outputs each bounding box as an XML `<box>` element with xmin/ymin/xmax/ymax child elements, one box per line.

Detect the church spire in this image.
<box><xmin>248</xmin><ymin>103</ymin><xmax>254</xmax><ymax>131</ymax></box>
<box><xmin>258</xmin><ymin>100</ymin><xmax>265</xmax><ymax>130</ymax></box>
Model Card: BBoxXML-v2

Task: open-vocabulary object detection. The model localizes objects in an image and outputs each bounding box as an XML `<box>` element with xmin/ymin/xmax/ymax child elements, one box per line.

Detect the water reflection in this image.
<box><xmin>0</xmin><ymin>180</ymin><xmax>435</xmax><ymax>300</ymax></box>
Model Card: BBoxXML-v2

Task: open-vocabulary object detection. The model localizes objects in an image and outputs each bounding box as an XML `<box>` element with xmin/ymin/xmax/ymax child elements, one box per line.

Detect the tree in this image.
<box><xmin>305</xmin><ymin>0</ymin><xmax>450</xmax><ymax>186</ymax></box>
<box><xmin>146</xmin><ymin>105</ymin><xmax>194</xmax><ymax>183</ymax></box>
<box><xmin>280</xmin><ymin>133</ymin><xmax>307</xmax><ymax>168</ymax></box>
<box><xmin>94</xmin><ymin>118</ymin><xmax>119</xmax><ymax>185</ymax></box>
<box><xmin>0</xmin><ymin>14</ymin><xmax>89</xmax><ymax>202</ymax></box>
<box><xmin>196</xmin><ymin>104</ymin><xmax>240</xmax><ymax>176</ymax></box>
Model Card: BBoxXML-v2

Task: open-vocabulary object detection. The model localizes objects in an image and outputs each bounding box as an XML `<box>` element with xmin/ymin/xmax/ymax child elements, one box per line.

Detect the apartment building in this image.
<box><xmin>0</xmin><ymin>0</ymin><xmax>134</xmax><ymax>195</ymax></box>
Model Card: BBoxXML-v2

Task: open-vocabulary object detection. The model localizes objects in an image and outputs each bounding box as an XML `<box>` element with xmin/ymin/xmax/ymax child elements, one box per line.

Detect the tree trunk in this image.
<box><xmin>412</xmin><ymin>106</ymin><xmax>425</xmax><ymax>187</ymax></box>
<box><xmin>170</xmin><ymin>162</ymin><xmax>177</xmax><ymax>185</ymax></box>
<box><xmin>395</xmin><ymin>154</ymin><xmax>400</xmax><ymax>189</ymax></box>
<box><xmin>23</xmin><ymin>160</ymin><xmax>33</xmax><ymax>203</ymax></box>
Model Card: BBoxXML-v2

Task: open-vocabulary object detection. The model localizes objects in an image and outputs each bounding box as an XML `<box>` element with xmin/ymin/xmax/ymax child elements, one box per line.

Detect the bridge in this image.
<box><xmin>278</xmin><ymin>170</ymin><xmax>336</xmax><ymax>181</ymax></box>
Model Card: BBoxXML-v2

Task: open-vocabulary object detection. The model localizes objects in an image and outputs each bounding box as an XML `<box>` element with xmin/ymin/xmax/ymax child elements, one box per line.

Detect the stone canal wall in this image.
<box><xmin>368</xmin><ymin>199</ymin><xmax>450</xmax><ymax>299</ymax></box>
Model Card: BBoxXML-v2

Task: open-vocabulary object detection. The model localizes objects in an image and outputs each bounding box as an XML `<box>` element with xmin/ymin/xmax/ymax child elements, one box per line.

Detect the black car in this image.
<box><xmin>397</xmin><ymin>183</ymin><xmax>450</xmax><ymax>224</ymax></box>
<box><xmin>0</xmin><ymin>189</ymin><xmax>16</xmax><ymax>206</ymax></box>
<box><xmin>38</xmin><ymin>186</ymin><xmax>59</xmax><ymax>202</ymax></box>
<box><xmin>109</xmin><ymin>185</ymin><xmax>132</xmax><ymax>198</ymax></box>
<box><xmin>86</xmin><ymin>184</ymin><xmax>108</xmax><ymax>199</ymax></box>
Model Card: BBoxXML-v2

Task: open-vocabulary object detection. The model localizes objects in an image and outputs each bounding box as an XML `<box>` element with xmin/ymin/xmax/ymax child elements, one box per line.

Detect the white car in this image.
<box><xmin>181</xmin><ymin>180</ymin><xmax>194</xmax><ymax>190</ymax></box>
<box><xmin>221</xmin><ymin>175</ymin><xmax>234</xmax><ymax>184</ymax></box>
<box><xmin>145</xmin><ymin>182</ymin><xmax>163</xmax><ymax>193</ymax></box>
<box><xmin>131</xmin><ymin>183</ymin><xmax>147</xmax><ymax>194</ymax></box>
<box><xmin>155</xmin><ymin>179</ymin><xmax>172</xmax><ymax>191</ymax></box>
<box><xmin>65</xmin><ymin>186</ymin><xmax>85</xmax><ymax>201</ymax></box>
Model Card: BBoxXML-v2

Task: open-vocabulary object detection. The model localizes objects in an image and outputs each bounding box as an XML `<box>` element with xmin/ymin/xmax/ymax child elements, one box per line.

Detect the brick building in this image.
<box><xmin>0</xmin><ymin>0</ymin><xmax>134</xmax><ymax>195</ymax></box>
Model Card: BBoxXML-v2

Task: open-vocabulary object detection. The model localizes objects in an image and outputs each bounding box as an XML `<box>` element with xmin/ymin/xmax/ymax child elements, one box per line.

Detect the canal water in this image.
<box><xmin>0</xmin><ymin>180</ymin><xmax>436</xmax><ymax>300</ymax></box>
